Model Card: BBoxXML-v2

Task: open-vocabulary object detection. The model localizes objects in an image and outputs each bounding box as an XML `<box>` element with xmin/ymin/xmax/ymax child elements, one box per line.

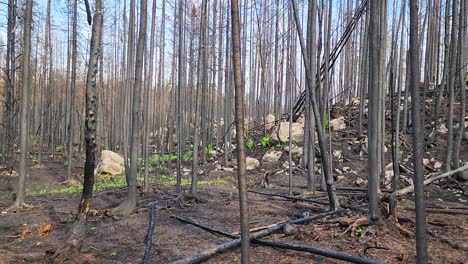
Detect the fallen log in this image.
<box><xmin>143</xmin><ymin>200</ymin><xmax>157</xmax><ymax>264</ymax></box>
<box><xmin>169</xmin><ymin>210</ymin><xmax>339</xmax><ymax>264</ymax></box>
<box><xmin>248</xmin><ymin>190</ymin><xmax>329</xmax><ymax>205</ymax></box>
<box><xmin>173</xmin><ymin>216</ymin><xmax>385</xmax><ymax>264</ymax></box>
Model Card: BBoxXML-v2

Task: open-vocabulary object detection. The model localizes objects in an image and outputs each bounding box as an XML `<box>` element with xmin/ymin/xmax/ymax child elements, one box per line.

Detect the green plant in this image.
<box><xmin>261</xmin><ymin>136</ymin><xmax>271</xmax><ymax>148</ymax></box>
<box><xmin>31</xmin><ymin>159</ymin><xmax>38</xmax><ymax>164</ymax></box>
<box><xmin>204</xmin><ymin>144</ymin><xmax>213</xmax><ymax>154</ymax></box>
<box><xmin>111</xmin><ymin>251</ymin><xmax>117</xmax><ymax>257</ymax></box>
<box><xmin>90</xmin><ymin>226</ymin><xmax>97</xmax><ymax>232</ymax></box>
<box><xmin>246</xmin><ymin>138</ymin><xmax>254</xmax><ymax>149</ymax></box>
<box><xmin>183</xmin><ymin>150</ymin><xmax>193</xmax><ymax>161</ymax></box>
<box><xmin>324</xmin><ymin>113</ymin><xmax>330</xmax><ymax>130</ymax></box>
<box><xmin>354</xmin><ymin>227</ymin><xmax>363</xmax><ymax>237</ymax></box>
<box><xmin>275</xmin><ymin>143</ymin><xmax>284</xmax><ymax>149</ymax></box>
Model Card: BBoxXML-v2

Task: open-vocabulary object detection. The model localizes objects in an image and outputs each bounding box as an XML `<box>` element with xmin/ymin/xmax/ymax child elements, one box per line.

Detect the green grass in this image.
<box><xmin>26</xmin><ymin>172</ymin><xmax>229</xmax><ymax>196</ymax></box>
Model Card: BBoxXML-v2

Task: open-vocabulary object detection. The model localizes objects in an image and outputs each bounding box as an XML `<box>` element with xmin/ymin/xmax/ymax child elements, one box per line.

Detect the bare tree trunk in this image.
<box><xmin>230</xmin><ymin>0</ymin><xmax>250</xmax><ymax>261</ymax></box>
<box><xmin>67</xmin><ymin>0</ymin><xmax>79</xmax><ymax>181</ymax></box>
<box><xmin>112</xmin><ymin>0</ymin><xmax>147</xmax><ymax>217</ymax></box>
<box><xmin>144</xmin><ymin>0</ymin><xmax>157</xmax><ymax>193</ymax></box>
<box><xmin>452</xmin><ymin>0</ymin><xmax>466</xmax><ymax>170</ymax></box>
<box><xmin>409</xmin><ymin>1</ymin><xmax>428</xmax><ymax>262</ymax></box>
<box><xmin>2</xmin><ymin>0</ymin><xmax>16</xmax><ymax>170</ymax></box>
<box><xmin>291</xmin><ymin>0</ymin><xmax>340</xmax><ymax>211</ymax></box>
<box><xmin>13</xmin><ymin>0</ymin><xmax>33</xmax><ymax>208</ymax></box>
<box><xmin>190</xmin><ymin>0</ymin><xmax>208</xmax><ymax>194</ymax></box>
<box><xmin>367</xmin><ymin>0</ymin><xmax>380</xmax><ymax>224</ymax></box>
<box><xmin>445</xmin><ymin>0</ymin><xmax>459</xmax><ymax>172</ymax></box>
<box><xmin>37</xmin><ymin>0</ymin><xmax>51</xmax><ymax>164</ymax></box>
<box><xmin>176</xmin><ymin>0</ymin><xmax>186</xmax><ymax>194</ymax></box>
<box><xmin>71</xmin><ymin>0</ymin><xmax>103</xmax><ymax>243</ymax></box>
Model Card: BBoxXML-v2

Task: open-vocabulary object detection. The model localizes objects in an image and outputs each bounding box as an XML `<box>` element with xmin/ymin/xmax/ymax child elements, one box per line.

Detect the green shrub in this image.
<box><xmin>246</xmin><ymin>138</ymin><xmax>254</xmax><ymax>149</ymax></box>
<box><xmin>204</xmin><ymin>145</ymin><xmax>213</xmax><ymax>154</ymax></box>
<box><xmin>261</xmin><ymin>136</ymin><xmax>271</xmax><ymax>148</ymax></box>
<box><xmin>183</xmin><ymin>150</ymin><xmax>193</xmax><ymax>161</ymax></box>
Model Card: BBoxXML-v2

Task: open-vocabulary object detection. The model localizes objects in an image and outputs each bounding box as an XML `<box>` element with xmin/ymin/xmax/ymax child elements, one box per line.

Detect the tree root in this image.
<box><xmin>110</xmin><ymin>198</ymin><xmax>136</xmax><ymax>218</ymax></box>
<box><xmin>7</xmin><ymin>202</ymin><xmax>34</xmax><ymax>211</ymax></box>
<box><xmin>340</xmin><ymin>216</ymin><xmax>369</xmax><ymax>235</ymax></box>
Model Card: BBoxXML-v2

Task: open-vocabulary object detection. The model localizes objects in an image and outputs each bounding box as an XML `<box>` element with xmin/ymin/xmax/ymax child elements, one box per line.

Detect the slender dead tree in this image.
<box><xmin>1</xmin><ymin>0</ymin><xmax>16</xmax><ymax>170</ymax></box>
<box><xmin>452</xmin><ymin>0</ymin><xmax>466</xmax><ymax>170</ymax></box>
<box><xmin>175</xmin><ymin>0</ymin><xmax>185</xmax><ymax>194</ymax></box>
<box><xmin>67</xmin><ymin>0</ymin><xmax>79</xmax><ymax>181</ymax></box>
<box><xmin>445</xmin><ymin>0</ymin><xmax>459</xmax><ymax>172</ymax></box>
<box><xmin>112</xmin><ymin>0</ymin><xmax>147</xmax><ymax>217</ymax></box>
<box><xmin>12</xmin><ymin>0</ymin><xmax>33</xmax><ymax>208</ymax></box>
<box><xmin>143</xmin><ymin>0</ymin><xmax>158</xmax><ymax>192</ymax></box>
<box><xmin>291</xmin><ymin>0</ymin><xmax>340</xmax><ymax>210</ymax></box>
<box><xmin>367</xmin><ymin>0</ymin><xmax>380</xmax><ymax>224</ymax></box>
<box><xmin>231</xmin><ymin>0</ymin><xmax>250</xmax><ymax>262</ymax></box>
<box><xmin>190</xmin><ymin>0</ymin><xmax>208</xmax><ymax>194</ymax></box>
<box><xmin>70</xmin><ymin>0</ymin><xmax>103</xmax><ymax>243</ymax></box>
<box><xmin>409</xmin><ymin>0</ymin><xmax>428</xmax><ymax>262</ymax></box>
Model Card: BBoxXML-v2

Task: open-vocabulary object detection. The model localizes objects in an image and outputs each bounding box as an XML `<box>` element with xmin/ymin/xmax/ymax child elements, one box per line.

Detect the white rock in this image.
<box><xmin>270</xmin><ymin>122</ymin><xmax>304</xmax><ymax>144</ymax></box>
<box><xmin>262</xmin><ymin>149</ymin><xmax>283</xmax><ymax>163</ymax></box>
<box><xmin>223</xmin><ymin>167</ymin><xmax>234</xmax><ymax>172</ymax></box>
<box><xmin>433</xmin><ymin>161</ymin><xmax>442</xmax><ymax>169</ymax></box>
<box><xmin>283</xmin><ymin>223</ymin><xmax>299</xmax><ymax>236</ymax></box>
<box><xmin>333</xmin><ymin>150</ymin><xmax>342</xmax><ymax>160</ymax></box>
<box><xmin>330</xmin><ymin>116</ymin><xmax>346</xmax><ymax>131</ymax></box>
<box><xmin>355</xmin><ymin>177</ymin><xmax>367</xmax><ymax>187</ymax></box>
<box><xmin>282</xmin><ymin>161</ymin><xmax>296</xmax><ymax>169</ymax></box>
<box><xmin>336</xmin><ymin>175</ymin><xmax>346</xmax><ymax>182</ymax></box>
<box><xmin>385</xmin><ymin>170</ymin><xmax>394</xmax><ymax>184</ymax></box>
<box><xmin>335</xmin><ymin>168</ymin><xmax>343</xmax><ymax>174</ymax></box>
<box><xmin>343</xmin><ymin>166</ymin><xmax>350</xmax><ymax>172</ymax></box>
<box><xmin>284</xmin><ymin>144</ymin><xmax>304</xmax><ymax>158</ymax></box>
<box><xmin>265</xmin><ymin>114</ymin><xmax>276</xmax><ymax>131</ymax></box>
<box><xmin>246</xmin><ymin>157</ymin><xmax>260</xmax><ymax>171</ymax></box>
<box><xmin>438</xmin><ymin>124</ymin><xmax>448</xmax><ymax>134</ymax></box>
<box><xmin>94</xmin><ymin>150</ymin><xmax>125</xmax><ymax>175</ymax></box>
<box><xmin>423</xmin><ymin>158</ymin><xmax>430</xmax><ymax>166</ymax></box>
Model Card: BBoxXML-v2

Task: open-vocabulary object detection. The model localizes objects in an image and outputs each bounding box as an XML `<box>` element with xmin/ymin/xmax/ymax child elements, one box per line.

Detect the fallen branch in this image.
<box><xmin>173</xmin><ymin>215</ymin><xmax>385</xmax><ymax>264</ymax></box>
<box><xmin>169</xmin><ymin>210</ymin><xmax>339</xmax><ymax>264</ymax></box>
<box><xmin>404</xmin><ymin>207</ymin><xmax>468</xmax><ymax>215</ymax></box>
<box><xmin>143</xmin><ymin>200</ymin><xmax>157</xmax><ymax>264</ymax></box>
<box><xmin>393</xmin><ymin>164</ymin><xmax>468</xmax><ymax>197</ymax></box>
<box><xmin>248</xmin><ymin>190</ymin><xmax>329</xmax><ymax>205</ymax></box>
<box><xmin>255</xmin><ymin>240</ymin><xmax>384</xmax><ymax>264</ymax></box>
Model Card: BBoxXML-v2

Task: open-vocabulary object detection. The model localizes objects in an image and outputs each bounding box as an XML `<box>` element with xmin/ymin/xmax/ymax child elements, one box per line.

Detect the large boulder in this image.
<box><xmin>95</xmin><ymin>150</ymin><xmax>125</xmax><ymax>175</ymax></box>
<box><xmin>262</xmin><ymin>149</ymin><xmax>283</xmax><ymax>163</ymax></box>
<box><xmin>265</xmin><ymin>114</ymin><xmax>276</xmax><ymax>131</ymax></box>
<box><xmin>246</xmin><ymin>157</ymin><xmax>260</xmax><ymax>171</ymax></box>
<box><xmin>270</xmin><ymin>122</ymin><xmax>304</xmax><ymax>145</ymax></box>
<box><xmin>330</xmin><ymin>116</ymin><xmax>346</xmax><ymax>131</ymax></box>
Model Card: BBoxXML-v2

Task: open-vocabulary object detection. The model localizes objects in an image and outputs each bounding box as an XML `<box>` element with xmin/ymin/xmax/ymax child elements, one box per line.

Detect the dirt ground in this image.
<box><xmin>0</xmin><ymin>99</ymin><xmax>467</xmax><ymax>263</ymax></box>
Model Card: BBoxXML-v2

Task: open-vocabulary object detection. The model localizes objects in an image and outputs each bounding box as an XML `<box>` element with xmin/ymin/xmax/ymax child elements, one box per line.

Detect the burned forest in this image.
<box><xmin>0</xmin><ymin>0</ymin><xmax>467</xmax><ymax>263</ymax></box>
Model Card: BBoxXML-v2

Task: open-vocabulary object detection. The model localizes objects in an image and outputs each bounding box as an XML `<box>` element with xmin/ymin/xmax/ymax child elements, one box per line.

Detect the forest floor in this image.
<box><xmin>0</xmin><ymin>99</ymin><xmax>467</xmax><ymax>263</ymax></box>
